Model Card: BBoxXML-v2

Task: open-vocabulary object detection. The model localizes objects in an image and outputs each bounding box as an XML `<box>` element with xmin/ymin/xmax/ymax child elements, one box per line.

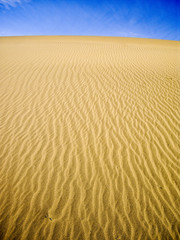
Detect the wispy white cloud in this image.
<box><xmin>0</xmin><ymin>0</ymin><xmax>29</xmax><ymax>8</ymax></box>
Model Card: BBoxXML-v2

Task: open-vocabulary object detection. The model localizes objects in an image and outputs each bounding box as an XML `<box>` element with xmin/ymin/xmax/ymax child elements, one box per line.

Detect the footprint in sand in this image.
<box><xmin>44</xmin><ymin>215</ymin><xmax>53</xmax><ymax>221</ymax></box>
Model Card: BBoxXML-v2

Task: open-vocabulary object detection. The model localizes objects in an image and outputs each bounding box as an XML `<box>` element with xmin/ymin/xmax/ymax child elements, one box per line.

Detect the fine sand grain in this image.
<box><xmin>0</xmin><ymin>36</ymin><xmax>180</xmax><ymax>240</ymax></box>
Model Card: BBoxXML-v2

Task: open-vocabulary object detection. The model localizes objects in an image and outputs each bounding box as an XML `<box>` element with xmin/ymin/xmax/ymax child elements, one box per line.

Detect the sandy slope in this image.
<box><xmin>0</xmin><ymin>36</ymin><xmax>179</xmax><ymax>240</ymax></box>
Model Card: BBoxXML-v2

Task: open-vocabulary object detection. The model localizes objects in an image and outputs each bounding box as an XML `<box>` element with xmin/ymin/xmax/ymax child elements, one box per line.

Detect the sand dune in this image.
<box><xmin>0</xmin><ymin>36</ymin><xmax>180</xmax><ymax>240</ymax></box>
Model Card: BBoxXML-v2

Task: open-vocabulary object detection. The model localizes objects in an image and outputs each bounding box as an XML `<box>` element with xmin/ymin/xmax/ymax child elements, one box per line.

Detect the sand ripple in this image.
<box><xmin>0</xmin><ymin>36</ymin><xmax>180</xmax><ymax>240</ymax></box>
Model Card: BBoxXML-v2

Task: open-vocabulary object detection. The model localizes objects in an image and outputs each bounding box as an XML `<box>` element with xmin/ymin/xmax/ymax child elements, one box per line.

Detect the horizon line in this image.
<box><xmin>0</xmin><ymin>34</ymin><xmax>179</xmax><ymax>42</ymax></box>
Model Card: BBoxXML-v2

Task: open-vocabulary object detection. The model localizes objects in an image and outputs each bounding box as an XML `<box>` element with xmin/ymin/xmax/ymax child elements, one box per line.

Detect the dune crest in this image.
<box><xmin>0</xmin><ymin>36</ymin><xmax>180</xmax><ymax>240</ymax></box>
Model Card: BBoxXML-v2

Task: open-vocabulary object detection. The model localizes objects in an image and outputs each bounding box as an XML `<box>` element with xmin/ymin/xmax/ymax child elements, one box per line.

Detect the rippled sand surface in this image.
<box><xmin>0</xmin><ymin>36</ymin><xmax>180</xmax><ymax>240</ymax></box>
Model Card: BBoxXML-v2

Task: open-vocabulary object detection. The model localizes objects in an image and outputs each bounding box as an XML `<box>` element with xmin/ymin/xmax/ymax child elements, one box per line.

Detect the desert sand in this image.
<box><xmin>0</xmin><ymin>36</ymin><xmax>179</xmax><ymax>240</ymax></box>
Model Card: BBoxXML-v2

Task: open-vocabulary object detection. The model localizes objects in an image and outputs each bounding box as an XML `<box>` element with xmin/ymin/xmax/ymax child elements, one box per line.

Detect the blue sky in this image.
<box><xmin>0</xmin><ymin>0</ymin><xmax>179</xmax><ymax>40</ymax></box>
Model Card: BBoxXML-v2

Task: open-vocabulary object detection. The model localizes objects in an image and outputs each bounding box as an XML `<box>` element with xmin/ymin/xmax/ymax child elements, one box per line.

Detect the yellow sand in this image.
<box><xmin>0</xmin><ymin>36</ymin><xmax>179</xmax><ymax>240</ymax></box>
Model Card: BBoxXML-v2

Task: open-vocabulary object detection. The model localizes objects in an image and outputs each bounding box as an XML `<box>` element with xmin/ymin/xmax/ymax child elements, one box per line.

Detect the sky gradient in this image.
<box><xmin>0</xmin><ymin>0</ymin><xmax>179</xmax><ymax>40</ymax></box>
